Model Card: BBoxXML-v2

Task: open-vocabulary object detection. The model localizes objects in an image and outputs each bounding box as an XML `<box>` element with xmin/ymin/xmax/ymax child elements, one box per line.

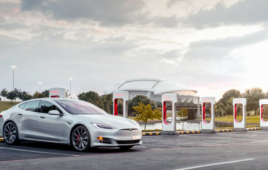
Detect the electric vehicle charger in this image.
<box><xmin>201</xmin><ymin>97</ymin><xmax>217</xmax><ymax>133</ymax></box>
<box><xmin>233</xmin><ymin>98</ymin><xmax>247</xmax><ymax>132</ymax></box>
<box><xmin>161</xmin><ymin>94</ymin><xmax>179</xmax><ymax>135</ymax></box>
<box><xmin>113</xmin><ymin>91</ymin><xmax>129</xmax><ymax>118</ymax></box>
<box><xmin>259</xmin><ymin>99</ymin><xmax>268</xmax><ymax>130</ymax></box>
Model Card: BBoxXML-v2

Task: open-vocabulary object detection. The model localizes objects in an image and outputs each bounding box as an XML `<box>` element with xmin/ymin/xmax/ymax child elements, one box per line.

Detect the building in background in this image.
<box><xmin>104</xmin><ymin>78</ymin><xmax>200</xmax><ymax>119</ymax></box>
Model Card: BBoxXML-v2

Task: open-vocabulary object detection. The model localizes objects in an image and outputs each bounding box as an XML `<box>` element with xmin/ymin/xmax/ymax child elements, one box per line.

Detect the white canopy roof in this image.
<box><xmin>103</xmin><ymin>77</ymin><xmax>197</xmax><ymax>95</ymax></box>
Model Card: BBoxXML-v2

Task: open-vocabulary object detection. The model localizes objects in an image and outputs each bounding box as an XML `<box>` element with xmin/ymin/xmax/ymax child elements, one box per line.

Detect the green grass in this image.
<box><xmin>215</xmin><ymin>115</ymin><xmax>260</xmax><ymax>124</ymax></box>
<box><xmin>0</xmin><ymin>101</ymin><xmax>20</xmax><ymax>112</ymax></box>
<box><xmin>200</xmin><ymin>115</ymin><xmax>261</xmax><ymax>124</ymax></box>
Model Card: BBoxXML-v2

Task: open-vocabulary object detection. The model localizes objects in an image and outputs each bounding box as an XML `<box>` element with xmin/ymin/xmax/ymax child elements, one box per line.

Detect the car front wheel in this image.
<box><xmin>71</xmin><ymin>126</ymin><xmax>91</xmax><ymax>152</ymax></box>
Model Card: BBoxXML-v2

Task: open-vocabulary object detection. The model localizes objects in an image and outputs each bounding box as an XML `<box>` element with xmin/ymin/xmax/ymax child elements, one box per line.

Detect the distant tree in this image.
<box><xmin>133</xmin><ymin>102</ymin><xmax>162</xmax><ymax>130</ymax></box>
<box><xmin>18</xmin><ymin>91</ymin><xmax>27</xmax><ymax>101</ymax></box>
<box><xmin>101</xmin><ymin>94</ymin><xmax>113</xmax><ymax>114</ymax></box>
<box><xmin>32</xmin><ymin>92</ymin><xmax>45</xmax><ymax>98</ymax></box>
<box><xmin>6</xmin><ymin>91</ymin><xmax>17</xmax><ymax>103</ymax></box>
<box><xmin>129</xmin><ymin>95</ymin><xmax>151</xmax><ymax>114</ymax></box>
<box><xmin>177</xmin><ymin>107</ymin><xmax>188</xmax><ymax>130</ymax></box>
<box><xmin>224</xmin><ymin>97</ymin><xmax>234</xmax><ymax>118</ymax></box>
<box><xmin>42</xmin><ymin>90</ymin><xmax>49</xmax><ymax>97</ymax></box>
<box><xmin>78</xmin><ymin>91</ymin><xmax>104</xmax><ymax>109</ymax></box>
<box><xmin>22</xmin><ymin>94</ymin><xmax>33</xmax><ymax>101</ymax></box>
<box><xmin>218</xmin><ymin>89</ymin><xmax>241</xmax><ymax>105</ymax></box>
<box><xmin>13</xmin><ymin>88</ymin><xmax>20</xmax><ymax>102</ymax></box>
<box><xmin>242</xmin><ymin>88</ymin><xmax>265</xmax><ymax>115</ymax></box>
<box><xmin>0</xmin><ymin>88</ymin><xmax>8</xmax><ymax>101</ymax></box>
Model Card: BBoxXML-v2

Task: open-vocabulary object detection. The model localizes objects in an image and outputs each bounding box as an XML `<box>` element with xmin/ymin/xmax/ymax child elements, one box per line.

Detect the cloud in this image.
<box><xmin>184</xmin><ymin>28</ymin><xmax>268</xmax><ymax>60</ymax></box>
<box><xmin>21</xmin><ymin>0</ymin><xmax>147</xmax><ymax>26</ymax></box>
<box><xmin>184</xmin><ymin>0</ymin><xmax>268</xmax><ymax>29</ymax></box>
<box><xmin>167</xmin><ymin>0</ymin><xmax>186</xmax><ymax>8</ymax></box>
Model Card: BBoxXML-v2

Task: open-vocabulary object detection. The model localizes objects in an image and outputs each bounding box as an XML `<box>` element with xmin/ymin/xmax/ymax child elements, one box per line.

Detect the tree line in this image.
<box><xmin>215</xmin><ymin>88</ymin><xmax>268</xmax><ymax>117</ymax></box>
<box><xmin>0</xmin><ymin>88</ymin><xmax>64</xmax><ymax>103</ymax></box>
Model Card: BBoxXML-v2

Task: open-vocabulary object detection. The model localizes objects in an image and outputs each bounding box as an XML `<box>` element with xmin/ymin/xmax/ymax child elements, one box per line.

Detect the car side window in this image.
<box><xmin>41</xmin><ymin>101</ymin><xmax>62</xmax><ymax>114</ymax></box>
<box><xmin>24</xmin><ymin>101</ymin><xmax>40</xmax><ymax>112</ymax></box>
<box><xmin>18</xmin><ymin>103</ymin><xmax>27</xmax><ymax>110</ymax></box>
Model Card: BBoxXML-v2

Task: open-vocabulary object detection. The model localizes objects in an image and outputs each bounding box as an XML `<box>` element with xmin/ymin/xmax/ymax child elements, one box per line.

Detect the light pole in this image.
<box><xmin>11</xmin><ymin>66</ymin><xmax>16</xmax><ymax>91</ymax></box>
<box><xmin>69</xmin><ymin>78</ymin><xmax>73</xmax><ymax>98</ymax></box>
<box><xmin>38</xmin><ymin>82</ymin><xmax>42</xmax><ymax>93</ymax></box>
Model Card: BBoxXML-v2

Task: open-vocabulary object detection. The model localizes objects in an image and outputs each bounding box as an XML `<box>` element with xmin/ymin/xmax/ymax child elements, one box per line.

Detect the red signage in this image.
<box><xmin>114</xmin><ymin>94</ymin><xmax>123</xmax><ymax>97</ymax></box>
<box><xmin>51</xmin><ymin>91</ymin><xmax>59</xmax><ymax>94</ymax></box>
<box><xmin>235</xmin><ymin>100</ymin><xmax>242</xmax><ymax>103</ymax></box>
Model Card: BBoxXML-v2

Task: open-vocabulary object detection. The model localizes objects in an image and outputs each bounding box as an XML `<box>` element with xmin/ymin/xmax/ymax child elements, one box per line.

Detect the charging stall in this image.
<box><xmin>260</xmin><ymin>99</ymin><xmax>268</xmax><ymax>129</ymax></box>
<box><xmin>162</xmin><ymin>94</ymin><xmax>178</xmax><ymax>135</ymax></box>
<box><xmin>201</xmin><ymin>97</ymin><xmax>216</xmax><ymax>133</ymax></box>
<box><xmin>233</xmin><ymin>98</ymin><xmax>247</xmax><ymax>131</ymax></box>
<box><xmin>113</xmin><ymin>91</ymin><xmax>129</xmax><ymax>118</ymax></box>
<box><xmin>49</xmin><ymin>88</ymin><xmax>65</xmax><ymax>98</ymax></box>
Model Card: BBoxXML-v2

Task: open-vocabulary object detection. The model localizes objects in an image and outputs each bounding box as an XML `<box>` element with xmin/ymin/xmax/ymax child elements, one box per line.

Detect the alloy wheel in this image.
<box><xmin>4</xmin><ymin>122</ymin><xmax>18</xmax><ymax>144</ymax></box>
<box><xmin>72</xmin><ymin>126</ymin><xmax>90</xmax><ymax>151</ymax></box>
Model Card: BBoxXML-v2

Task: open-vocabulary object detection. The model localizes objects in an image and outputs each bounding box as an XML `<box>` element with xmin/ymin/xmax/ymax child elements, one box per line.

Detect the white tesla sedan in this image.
<box><xmin>0</xmin><ymin>98</ymin><xmax>142</xmax><ymax>151</ymax></box>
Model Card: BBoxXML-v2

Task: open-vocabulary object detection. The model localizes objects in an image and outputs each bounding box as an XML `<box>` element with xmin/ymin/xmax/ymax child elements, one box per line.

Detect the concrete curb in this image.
<box><xmin>142</xmin><ymin>132</ymin><xmax>161</xmax><ymax>136</ymax></box>
<box><xmin>247</xmin><ymin>128</ymin><xmax>261</xmax><ymax>131</ymax></box>
<box><xmin>217</xmin><ymin>129</ymin><xmax>234</xmax><ymax>133</ymax></box>
<box><xmin>178</xmin><ymin>131</ymin><xmax>200</xmax><ymax>134</ymax></box>
<box><xmin>142</xmin><ymin>131</ymin><xmax>201</xmax><ymax>136</ymax></box>
<box><xmin>0</xmin><ymin>138</ymin><xmax>4</xmax><ymax>142</ymax></box>
<box><xmin>142</xmin><ymin>128</ymin><xmax>262</xmax><ymax>136</ymax></box>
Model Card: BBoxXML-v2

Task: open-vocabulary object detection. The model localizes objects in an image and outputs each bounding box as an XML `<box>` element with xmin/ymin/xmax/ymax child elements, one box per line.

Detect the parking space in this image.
<box><xmin>1</xmin><ymin>131</ymin><xmax>268</xmax><ymax>169</ymax></box>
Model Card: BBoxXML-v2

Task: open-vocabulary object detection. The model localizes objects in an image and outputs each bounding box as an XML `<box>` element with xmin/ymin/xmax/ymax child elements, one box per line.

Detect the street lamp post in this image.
<box><xmin>11</xmin><ymin>66</ymin><xmax>16</xmax><ymax>91</ymax></box>
<box><xmin>69</xmin><ymin>78</ymin><xmax>73</xmax><ymax>98</ymax></box>
<box><xmin>38</xmin><ymin>82</ymin><xmax>42</xmax><ymax>93</ymax></box>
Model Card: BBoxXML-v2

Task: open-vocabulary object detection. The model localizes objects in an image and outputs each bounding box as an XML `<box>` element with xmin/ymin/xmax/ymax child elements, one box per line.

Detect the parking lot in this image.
<box><xmin>1</xmin><ymin>131</ymin><xmax>268</xmax><ymax>170</ymax></box>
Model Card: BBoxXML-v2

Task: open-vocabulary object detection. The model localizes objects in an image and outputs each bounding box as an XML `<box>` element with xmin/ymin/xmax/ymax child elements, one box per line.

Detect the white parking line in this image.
<box><xmin>175</xmin><ymin>158</ymin><xmax>255</xmax><ymax>170</ymax></box>
<box><xmin>0</xmin><ymin>147</ymin><xmax>78</xmax><ymax>156</ymax></box>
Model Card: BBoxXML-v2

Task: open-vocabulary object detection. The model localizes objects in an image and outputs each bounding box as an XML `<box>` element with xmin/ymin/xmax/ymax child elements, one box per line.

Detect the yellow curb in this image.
<box><xmin>0</xmin><ymin>138</ymin><xmax>4</xmax><ymax>142</ymax></box>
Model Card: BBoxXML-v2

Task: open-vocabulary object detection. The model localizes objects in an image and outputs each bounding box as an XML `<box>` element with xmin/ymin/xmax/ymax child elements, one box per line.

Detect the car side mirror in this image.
<box><xmin>48</xmin><ymin>110</ymin><xmax>61</xmax><ymax>115</ymax></box>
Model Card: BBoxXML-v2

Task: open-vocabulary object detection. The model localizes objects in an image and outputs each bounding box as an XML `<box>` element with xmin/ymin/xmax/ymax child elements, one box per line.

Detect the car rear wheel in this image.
<box><xmin>119</xmin><ymin>146</ymin><xmax>134</xmax><ymax>150</ymax></box>
<box><xmin>4</xmin><ymin>122</ymin><xmax>20</xmax><ymax>145</ymax></box>
<box><xmin>71</xmin><ymin>126</ymin><xmax>91</xmax><ymax>152</ymax></box>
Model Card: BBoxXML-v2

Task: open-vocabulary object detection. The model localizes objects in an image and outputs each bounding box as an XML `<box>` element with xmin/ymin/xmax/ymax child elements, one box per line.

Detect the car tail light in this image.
<box><xmin>0</xmin><ymin>114</ymin><xmax>2</xmax><ymax>117</ymax></box>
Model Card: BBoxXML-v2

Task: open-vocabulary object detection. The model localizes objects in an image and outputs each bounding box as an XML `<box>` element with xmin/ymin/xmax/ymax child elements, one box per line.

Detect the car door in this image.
<box><xmin>20</xmin><ymin>100</ymin><xmax>40</xmax><ymax>139</ymax></box>
<box><xmin>37</xmin><ymin>100</ymin><xmax>66</xmax><ymax>142</ymax></box>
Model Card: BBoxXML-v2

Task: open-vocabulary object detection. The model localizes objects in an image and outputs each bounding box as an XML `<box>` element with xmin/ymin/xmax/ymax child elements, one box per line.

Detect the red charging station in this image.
<box><xmin>259</xmin><ymin>99</ymin><xmax>268</xmax><ymax>129</ymax></box>
<box><xmin>49</xmin><ymin>88</ymin><xmax>65</xmax><ymax>98</ymax></box>
<box><xmin>113</xmin><ymin>91</ymin><xmax>129</xmax><ymax>118</ymax></box>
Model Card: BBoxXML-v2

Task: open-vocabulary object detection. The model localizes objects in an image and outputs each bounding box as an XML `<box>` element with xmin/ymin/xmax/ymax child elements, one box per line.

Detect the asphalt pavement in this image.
<box><xmin>1</xmin><ymin>131</ymin><xmax>268</xmax><ymax>170</ymax></box>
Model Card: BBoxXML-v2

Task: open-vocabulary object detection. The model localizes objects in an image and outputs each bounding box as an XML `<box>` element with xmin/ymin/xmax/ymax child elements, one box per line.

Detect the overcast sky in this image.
<box><xmin>1</xmin><ymin>0</ymin><xmax>268</xmax><ymax>100</ymax></box>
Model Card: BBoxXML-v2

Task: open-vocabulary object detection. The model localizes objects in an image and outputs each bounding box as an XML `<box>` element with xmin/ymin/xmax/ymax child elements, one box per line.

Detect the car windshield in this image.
<box><xmin>55</xmin><ymin>100</ymin><xmax>107</xmax><ymax>115</ymax></box>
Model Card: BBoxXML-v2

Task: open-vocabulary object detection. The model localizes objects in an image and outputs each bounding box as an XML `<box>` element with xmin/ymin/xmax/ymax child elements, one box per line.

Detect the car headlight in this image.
<box><xmin>92</xmin><ymin>123</ymin><xmax>116</xmax><ymax>130</ymax></box>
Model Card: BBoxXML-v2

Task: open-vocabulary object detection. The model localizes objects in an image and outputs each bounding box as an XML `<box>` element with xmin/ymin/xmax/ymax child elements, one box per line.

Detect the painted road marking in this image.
<box><xmin>175</xmin><ymin>158</ymin><xmax>255</xmax><ymax>170</ymax></box>
<box><xmin>0</xmin><ymin>147</ymin><xmax>78</xmax><ymax>156</ymax></box>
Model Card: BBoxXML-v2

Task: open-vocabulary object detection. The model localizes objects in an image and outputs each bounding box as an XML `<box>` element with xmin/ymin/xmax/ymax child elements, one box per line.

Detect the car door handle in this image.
<box><xmin>40</xmin><ymin>116</ymin><xmax>45</xmax><ymax>119</ymax></box>
<box><xmin>18</xmin><ymin>114</ymin><xmax>22</xmax><ymax>116</ymax></box>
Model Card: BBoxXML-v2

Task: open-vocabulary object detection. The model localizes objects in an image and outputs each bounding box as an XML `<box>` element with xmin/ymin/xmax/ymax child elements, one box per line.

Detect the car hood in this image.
<box><xmin>73</xmin><ymin>114</ymin><xmax>140</xmax><ymax>129</ymax></box>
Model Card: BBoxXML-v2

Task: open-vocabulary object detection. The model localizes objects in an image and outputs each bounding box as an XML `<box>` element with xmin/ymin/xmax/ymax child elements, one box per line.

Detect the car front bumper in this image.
<box><xmin>90</xmin><ymin>128</ymin><xmax>142</xmax><ymax>147</ymax></box>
